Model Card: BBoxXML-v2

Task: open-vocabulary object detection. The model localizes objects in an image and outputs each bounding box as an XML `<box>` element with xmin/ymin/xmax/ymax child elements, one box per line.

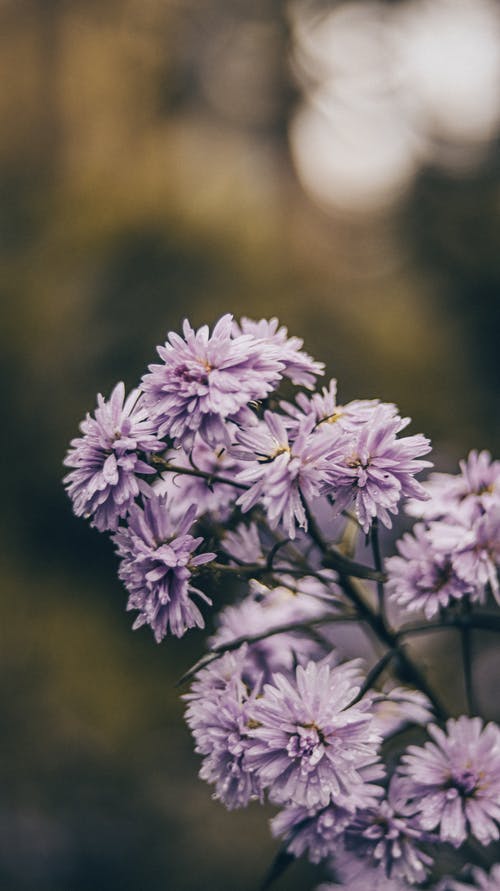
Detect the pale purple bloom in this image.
<box><xmin>387</xmin><ymin>523</ymin><xmax>476</xmax><ymax>619</ymax></box>
<box><xmin>183</xmin><ymin>648</ymin><xmax>262</xmax><ymax>809</ymax></box>
<box><xmin>271</xmin><ymin>803</ymin><xmax>355</xmax><ymax>864</ymax></box>
<box><xmin>153</xmin><ymin>434</ymin><xmax>243</xmax><ymax>522</ymax></box>
<box><xmin>235</xmin><ymin>411</ymin><xmax>338</xmax><ymax>538</ymax></box>
<box><xmin>221</xmin><ymin>522</ymin><xmax>265</xmax><ymax>565</ymax></box>
<box><xmin>141</xmin><ymin>314</ymin><xmax>284</xmax><ymax>447</ymax></box>
<box><xmin>233</xmin><ymin>316</ymin><xmax>324</xmax><ymax>388</ymax></box>
<box><xmin>343</xmin><ymin>778</ymin><xmax>433</xmax><ymax>883</ymax></box>
<box><xmin>63</xmin><ymin>382</ymin><xmax>163</xmax><ymax>531</ymax></box>
<box><xmin>372</xmin><ymin>685</ymin><xmax>434</xmax><ymax>738</ymax></box>
<box><xmin>398</xmin><ymin>716</ymin><xmax>500</xmax><ymax>848</ymax></box>
<box><xmin>271</xmin><ymin>771</ymin><xmax>384</xmax><ymax>863</ymax></box>
<box><xmin>245</xmin><ymin>660</ymin><xmax>382</xmax><ymax>809</ymax></box>
<box><xmin>210</xmin><ymin>579</ymin><xmax>332</xmax><ymax>683</ymax></box>
<box><xmin>440</xmin><ymin>865</ymin><xmax>500</xmax><ymax>890</ymax></box>
<box><xmin>248</xmin><ymin>570</ymin><xmax>342</xmax><ymax>610</ymax></box>
<box><xmin>318</xmin><ymin>859</ymin><xmax>415</xmax><ymax>891</ymax></box>
<box><xmin>407</xmin><ymin>450</ymin><xmax>500</xmax><ymax>522</ymax></box>
<box><xmin>324</xmin><ymin>407</ymin><xmax>432</xmax><ymax>533</ymax></box>
<box><xmin>282</xmin><ymin>379</ymin><xmax>398</xmax><ymax>435</ymax></box>
<box><xmin>113</xmin><ymin>494</ymin><xmax>215</xmax><ymax>641</ymax></box>
<box><xmin>429</xmin><ymin>505</ymin><xmax>500</xmax><ymax>604</ymax></box>
<box><xmin>185</xmin><ymin>644</ymin><xmax>251</xmax><ymax>703</ymax></box>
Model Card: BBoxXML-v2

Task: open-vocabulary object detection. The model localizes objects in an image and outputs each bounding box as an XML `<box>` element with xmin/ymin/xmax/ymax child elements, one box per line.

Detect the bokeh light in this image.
<box><xmin>289</xmin><ymin>0</ymin><xmax>500</xmax><ymax>212</ymax></box>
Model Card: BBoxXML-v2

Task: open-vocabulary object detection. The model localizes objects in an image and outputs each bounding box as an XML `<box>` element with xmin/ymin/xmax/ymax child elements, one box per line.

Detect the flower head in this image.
<box><xmin>271</xmin><ymin>770</ymin><xmax>384</xmax><ymax>864</ymax></box>
<box><xmin>429</xmin><ymin>505</ymin><xmax>500</xmax><ymax>604</ymax></box>
<box><xmin>387</xmin><ymin>523</ymin><xmax>476</xmax><ymax>618</ymax></box>
<box><xmin>233</xmin><ymin>316</ymin><xmax>324</xmax><ymax>388</ymax></box>
<box><xmin>324</xmin><ymin>406</ymin><xmax>432</xmax><ymax>533</ymax></box>
<box><xmin>317</xmin><ymin>860</ymin><xmax>415</xmax><ymax>890</ymax></box>
<box><xmin>221</xmin><ymin>522</ymin><xmax>266</xmax><ymax>565</ymax></box>
<box><xmin>245</xmin><ymin>659</ymin><xmax>382</xmax><ymax>809</ymax></box>
<box><xmin>63</xmin><ymin>382</ymin><xmax>163</xmax><ymax>531</ymax></box>
<box><xmin>141</xmin><ymin>314</ymin><xmax>284</xmax><ymax>447</ymax></box>
<box><xmin>440</xmin><ymin>864</ymin><xmax>500</xmax><ymax>891</ymax></box>
<box><xmin>153</xmin><ymin>434</ymin><xmax>243</xmax><ymax>522</ymax></box>
<box><xmin>271</xmin><ymin>803</ymin><xmax>355</xmax><ymax>864</ymax></box>
<box><xmin>407</xmin><ymin>450</ymin><xmax>500</xmax><ymax>522</ymax></box>
<box><xmin>372</xmin><ymin>685</ymin><xmax>434</xmax><ymax>737</ymax></box>
<box><xmin>282</xmin><ymin>379</ymin><xmax>397</xmax><ymax>436</ymax></box>
<box><xmin>343</xmin><ymin>778</ymin><xmax>433</xmax><ymax>883</ymax></box>
<box><xmin>184</xmin><ymin>648</ymin><xmax>262</xmax><ymax>809</ymax></box>
<box><xmin>235</xmin><ymin>411</ymin><xmax>337</xmax><ymax>538</ymax></box>
<box><xmin>210</xmin><ymin>578</ymin><xmax>332</xmax><ymax>683</ymax></box>
<box><xmin>113</xmin><ymin>493</ymin><xmax>215</xmax><ymax>640</ymax></box>
<box><xmin>398</xmin><ymin>716</ymin><xmax>500</xmax><ymax>847</ymax></box>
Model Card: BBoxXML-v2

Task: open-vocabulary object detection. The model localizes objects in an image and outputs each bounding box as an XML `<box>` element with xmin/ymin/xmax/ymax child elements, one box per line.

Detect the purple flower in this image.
<box><xmin>386</xmin><ymin>523</ymin><xmax>476</xmax><ymax>619</ymax></box>
<box><xmin>282</xmin><ymin>379</ymin><xmax>397</xmax><ymax>435</ymax></box>
<box><xmin>372</xmin><ymin>685</ymin><xmax>434</xmax><ymax>737</ymax></box>
<box><xmin>324</xmin><ymin>406</ymin><xmax>432</xmax><ymax>533</ymax></box>
<box><xmin>235</xmin><ymin>411</ymin><xmax>338</xmax><ymax>538</ymax></box>
<box><xmin>221</xmin><ymin>522</ymin><xmax>266</xmax><ymax>565</ymax></box>
<box><xmin>398</xmin><ymin>716</ymin><xmax>500</xmax><ymax>847</ymax></box>
<box><xmin>153</xmin><ymin>434</ymin><xmax>243</xmax><ymax>522</ymax></box>
<box><xmin>184</xmin><ymin>648</ymin><xmax>262</xmax><ymax>809</ymax></box>
<box><xmin>440</xmin><ymin>865</ymin><xmax>500</xmax><ymax>891</ymax></box>
<box><xmin>63</xmin><ymin>382</ymin><xmax>163</xmax><ymax>531</ymax></box>
<box><xmin>245</xmin><ymin>659</ymin><xmax>382</xmax><ymax>809</ymax></box>
<box><xmin>233</xmin><ymin>316</ymin><xmax>324</xmax><ymax>388</ymax></box>
<box><xmin>343</xmin><ymin>778</ymin><xmax>433</xmax><ymax>883</ymax></box>
<box><xmin>210</xmin><ymin>578</ymin><xmax>332</xmax><ymax>683</ymax></box>
<box><xmin>429</xmin><ymin>505</ymin><xmax>500</xmax><ymax>604</ymax></box>
<box><xmin>113</xmin><ymin>493</ymin><xmax>215</xmax><ymax>641</ymax></box>
<box><xmin>271</xmin><ymin>770</ymin><xmax>384</xmax><ymax>864</ymax></box>
<box><xmin>141</xmin><ymin>314</ymin><xmax>284</xmax><ymax>447</ymax></box>
<box><xmin>407</xmin><ymin>450</ymin><xmax>500</xmax><ymax>522</ymax></box>
<box><xmin>317</xmin><ymin>859</ymin><xmax>415</xmax><ymax>890</ymax></box>
<box><xmin>271</xmin><ymin>803</ymin><xmax>355</xmax><ymax>864</ymax></box>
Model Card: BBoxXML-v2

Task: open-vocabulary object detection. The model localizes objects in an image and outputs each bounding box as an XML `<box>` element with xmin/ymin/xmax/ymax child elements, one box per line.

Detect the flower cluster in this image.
<box><xmin>64</xmin><ymin>314</ymin><xmax>500</xmax><ymax>889</ymax></box>
<box><xmin>387</xmin><ymin>451</ymin><xmax>500</xmax><ymax>617</ymax></box>
<box><xmin>185</xmin><ymin>655</ymin><xmax>383</xmax><ymax>817</ymax></box>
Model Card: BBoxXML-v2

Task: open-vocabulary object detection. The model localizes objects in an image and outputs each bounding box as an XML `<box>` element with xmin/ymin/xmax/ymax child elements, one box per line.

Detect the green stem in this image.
<box><xmin>348</xmin><ymin>650</ymin><xmax>396</xmax><ymax>707</ymax></box>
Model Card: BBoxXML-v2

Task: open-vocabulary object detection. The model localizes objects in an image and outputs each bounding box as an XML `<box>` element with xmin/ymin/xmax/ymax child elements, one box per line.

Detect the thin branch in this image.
<box><xmin>331</xmin><ymin>573</ymin><xmax>447</xmax><ymax>720</ymax></box>
<box><xmin>370</xmin><ymin>518</ymin><xmax>386</xmax><ymax>623</ymax></box>
<box><xmin>207</xmin><ymin>556</ymin><xmax>384</xmax><ymax>584</ymax></box>
<box><xmin>149</xmin><ymin>455</ymin><xmax>248</xmax><ymax>490</ymax></box>
<box><xmin>266</xmin><ymin>538</ymin><xmax>291</xmax><ymax>570</ymax></box>
<box><xmin>323</xmin><ymin>549</ymin><xmax>387</xmax><ymax>583</ymax></box>
<box><xmin>348</xmin><ymin>650</ymin><xmax>396</xmax><ymax>707</ymax></box>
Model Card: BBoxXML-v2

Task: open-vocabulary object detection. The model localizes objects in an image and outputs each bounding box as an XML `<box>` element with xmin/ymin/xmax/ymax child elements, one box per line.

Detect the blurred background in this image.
<box><xmin>2</xmin><ymin>0</ymin><xmax>500</xmax><ymax>888</ymax></box>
